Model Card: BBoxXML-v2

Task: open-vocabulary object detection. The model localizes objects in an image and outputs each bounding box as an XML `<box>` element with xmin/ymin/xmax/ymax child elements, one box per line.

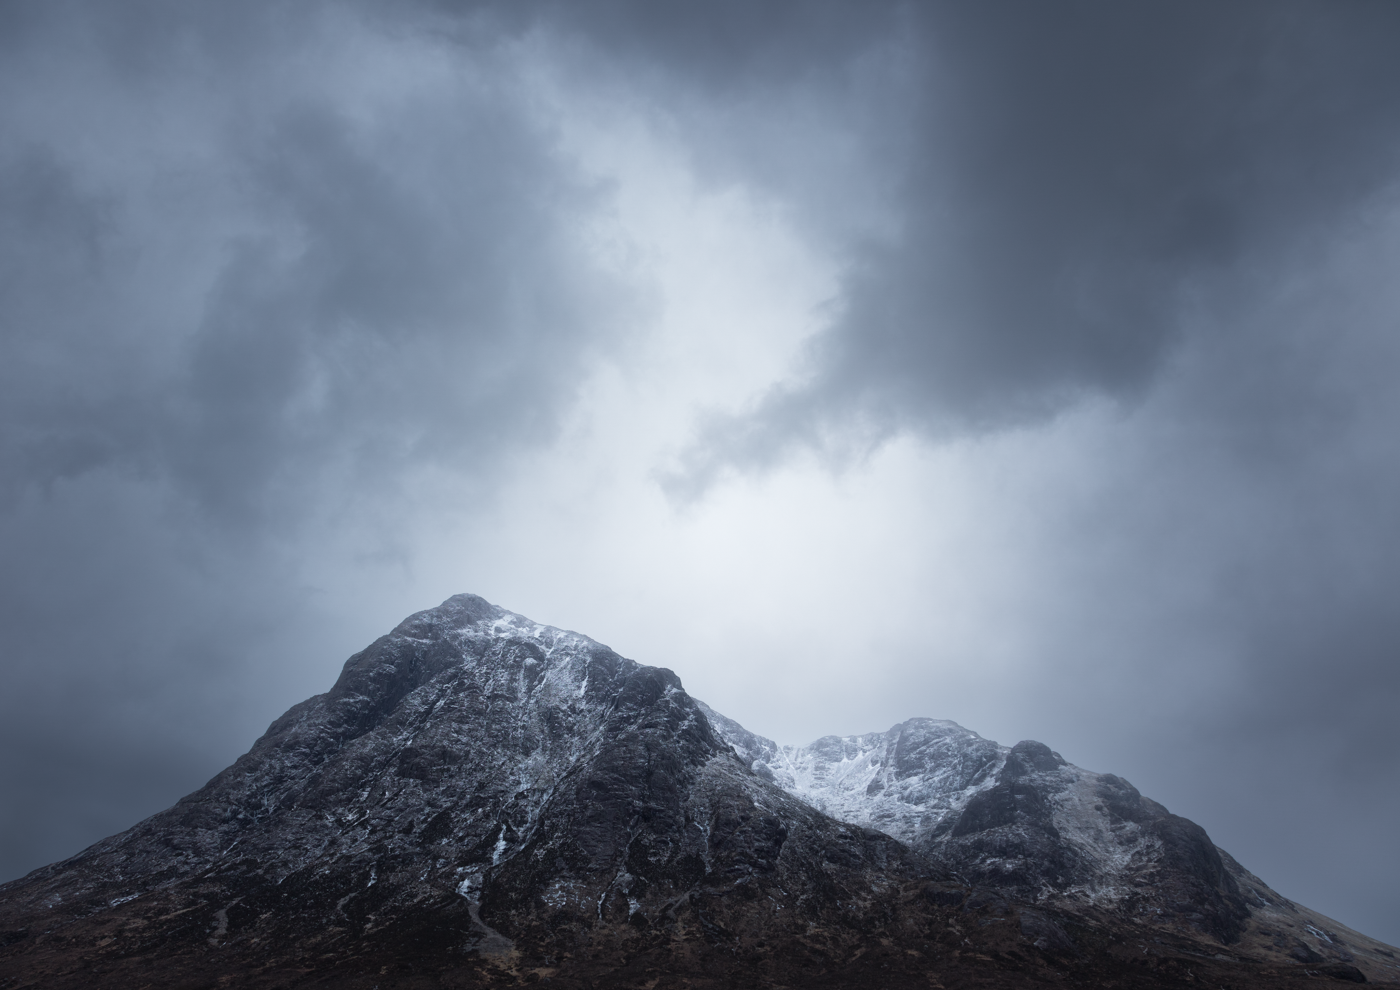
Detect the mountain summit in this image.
<box><xmin>2</xmin><ymin>595</ymin><xmax>1396</xmax><ymax>988</ymax></box>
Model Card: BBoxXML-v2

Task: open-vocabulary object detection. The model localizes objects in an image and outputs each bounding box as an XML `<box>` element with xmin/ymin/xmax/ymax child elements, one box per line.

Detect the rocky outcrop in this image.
<box><xmin>703</xmin><ymin>713</ymin><xmax>1255</xmax><ymax>942</ymax></box>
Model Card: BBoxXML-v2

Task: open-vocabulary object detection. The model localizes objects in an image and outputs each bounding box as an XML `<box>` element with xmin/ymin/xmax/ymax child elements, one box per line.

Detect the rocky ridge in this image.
<box><xmin>699</xmin><ymin>706</ymin><xmax>1265</xmax><ymax>943</ymax></box>
<box><xmin>1</xmin><ymin>594</ymin><xmax>1396</xmax><ymax>989</ymax></box>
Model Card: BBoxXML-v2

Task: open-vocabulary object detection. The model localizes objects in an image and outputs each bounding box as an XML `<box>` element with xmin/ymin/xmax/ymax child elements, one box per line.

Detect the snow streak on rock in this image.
<box><xmin>696</xmin><ymin>705</ymin><xmax>1006</xmax><ymax>850</ymax></box>
<box><xmin>698</xmin><ymin>704</ymin><xmax>1255</xmax><ymax>941</ymax></box>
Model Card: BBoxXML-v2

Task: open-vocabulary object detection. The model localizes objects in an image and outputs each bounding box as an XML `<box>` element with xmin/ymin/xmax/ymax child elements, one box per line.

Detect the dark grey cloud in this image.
<box><xmin>655</xmin><ymin>1</ymin><xmax>1400</xmax><ymax>488</ymax></box>
<box><xmin>0</xmin><ymin>10</ymin><xmax>621</xmax><ymax>522</ymax></box>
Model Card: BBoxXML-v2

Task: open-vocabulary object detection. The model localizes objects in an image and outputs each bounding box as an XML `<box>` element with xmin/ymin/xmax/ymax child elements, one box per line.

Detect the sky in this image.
<box><xmin>2</xmin><ymin>0</ymin><xmax>1399</xmax><ymax>947</ymax></box>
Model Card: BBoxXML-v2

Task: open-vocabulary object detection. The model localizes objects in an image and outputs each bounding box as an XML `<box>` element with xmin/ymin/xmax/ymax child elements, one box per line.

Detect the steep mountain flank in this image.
<box><xmin>1</xmin><ymin>595</ymin><xmax>1396</xmax><ymax>989</ymax></box>
<box><xmin>699</xmin><ymin>711</ymin><xmax>1257</xmax><ymax>942</ymax></box>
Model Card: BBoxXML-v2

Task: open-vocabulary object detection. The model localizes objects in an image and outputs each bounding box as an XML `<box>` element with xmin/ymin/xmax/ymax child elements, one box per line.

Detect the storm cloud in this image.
<box><xmin>3</xmin><ymin>0</ymin><xmax>1399</xmax><ymax>949</ymax></box>
<box><xmin>656</xmin><ymin>1</ymin><xmax>1400</xmax><ymax>483</ymax></box>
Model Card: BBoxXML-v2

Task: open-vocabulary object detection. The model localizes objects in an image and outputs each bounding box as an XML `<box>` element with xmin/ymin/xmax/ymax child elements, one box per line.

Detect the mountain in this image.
<box><xmin>1</xmin><ymin>594</ymin><xmax>1396</xmax><ymax>989</ymax></box>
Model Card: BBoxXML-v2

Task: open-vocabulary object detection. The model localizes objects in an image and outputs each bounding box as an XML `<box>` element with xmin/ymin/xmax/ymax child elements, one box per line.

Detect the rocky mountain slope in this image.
<box><xmin>2</xmin><ymin>594</ymin><xmax>1396</xmax><ymax>989</ymax></box>
<box><xmin>700</xmin><ymin>708</ymin><xmax>1258</xmax><ymax>942</ymax></box>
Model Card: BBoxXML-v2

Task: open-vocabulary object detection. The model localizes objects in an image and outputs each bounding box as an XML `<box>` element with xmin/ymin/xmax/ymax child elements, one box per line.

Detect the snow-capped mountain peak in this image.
<box><xmin>3</xmin><ymin>595</ymin><xmax>1396</xmax><ymax>988</ymax></box>
<box><xmin>696</xmin><ymin>705</ymin><xmax>1009</xmax><ymax>850</ymax></box>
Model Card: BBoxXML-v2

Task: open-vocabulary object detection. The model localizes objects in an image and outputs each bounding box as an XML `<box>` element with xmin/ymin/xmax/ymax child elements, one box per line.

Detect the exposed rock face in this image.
<box><xmin>1</xmin><ymin>594</ymin><xmax>1397</xmax><ymax>989</ymax></box>
<box><xmin>0</xmin><ymin>596</ymin><xmax>922</xmax><ymax>985</ymax></box>
<box><xmin>700</xmin><ymin>712</ymin><xmax>1256</xmax><ymax>942</ymax></box>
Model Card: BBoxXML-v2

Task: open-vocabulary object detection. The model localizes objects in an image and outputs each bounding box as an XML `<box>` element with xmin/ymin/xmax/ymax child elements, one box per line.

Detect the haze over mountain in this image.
<box><xmin>3</xmin><ymin>596</ymin><xmax>1395</xmax><ymax>988</ymax></box>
